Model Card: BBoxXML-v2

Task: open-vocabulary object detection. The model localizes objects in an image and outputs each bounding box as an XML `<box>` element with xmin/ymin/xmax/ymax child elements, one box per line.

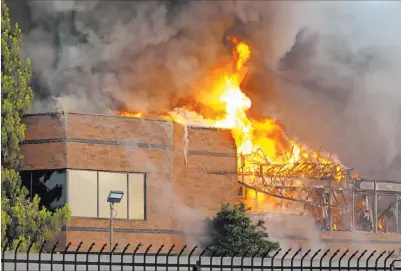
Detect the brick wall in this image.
<box><xmin>21</xmin><ymin>113</ymin><xmax>238</xmax><ymax>250</ymax></box>
<box><xmin>20</xmin><ymin>112</ymin><xmax>401</xmax><ymax>251</ymax></box>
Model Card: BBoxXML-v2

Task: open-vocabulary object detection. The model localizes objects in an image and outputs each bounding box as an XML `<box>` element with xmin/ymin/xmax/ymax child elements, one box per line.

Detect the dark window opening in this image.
<box><xmin>19</xmin><ymin>170</ymin><xmax>66</xmax><ymax>211</ymax></box>
<box><xmin>20</xmin><ymin>171</ymin><xmax>32</xmax><ymax>199</ymax></box>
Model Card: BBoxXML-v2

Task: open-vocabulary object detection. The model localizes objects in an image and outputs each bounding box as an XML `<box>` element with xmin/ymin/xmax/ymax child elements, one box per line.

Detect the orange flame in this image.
<box><xmin>378</xmin><ymin>216</ymin><xmax>385</xmax><ymax>231</ymax></box>
<box><xmin>119</xmin><ymin>37</ymin><xmax>345</xmax><ymax>181</ymax></box>
<box><xmin>118</xmin><ymin>111</ymin><xmax>142</xmax><ymax>118</ymax></box>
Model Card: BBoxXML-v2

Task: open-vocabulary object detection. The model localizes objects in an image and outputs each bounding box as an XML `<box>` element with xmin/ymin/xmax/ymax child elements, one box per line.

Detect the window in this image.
<box><xmin>19</xmin><ymin>170</ymin><xmax>67</xmax><ymax>211</ymax></box>
<box><xmin>128</xmin><ymin>173</ymin><xmax>145</xmax><ymax>220</ymax></box>
<box><xmin>98</xmin><ymin>172</ymin><xmax>128</xmax><ymax>219</ymax></box>
<box><xmin>66</xmin><ymin>170</ymin><xmax>146</xmax><ymax>220</ymax></box>
<box><xmin>68</xmin><ymin>170</ymin><xmax>98</xmax><ymax>217</ymax></box>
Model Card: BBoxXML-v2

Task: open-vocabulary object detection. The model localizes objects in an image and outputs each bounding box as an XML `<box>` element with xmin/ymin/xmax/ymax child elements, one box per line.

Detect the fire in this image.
<box><xmin>118</xmin><ymin>111</ymin><xmax>142</xmax><ymax>118</ymax></box>
<box><xmin>119</xmin><ymin>36</ymin><xmax>347</xmax><ymax>186</ymax></box>
<box><xmin>378</xmin><ymin>216</ymin><xmax>385</xmax><ymax>231</ymax></box>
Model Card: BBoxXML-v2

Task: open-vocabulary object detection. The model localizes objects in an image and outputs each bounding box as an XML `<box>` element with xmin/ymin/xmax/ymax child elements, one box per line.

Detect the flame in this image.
<box><xmin>378</xmin><ymin>216</ymin><xmax>385</xmax><ymax>231</ymax></box>
<box><xmin>119</xmin><ymin>111</ymin><xmax>142</xmax><ymax>118</ymax></box>
<box><xmin>119</xmin><ymin>36</ymin><xmax>347</xmax><ymax>184</ymax></box>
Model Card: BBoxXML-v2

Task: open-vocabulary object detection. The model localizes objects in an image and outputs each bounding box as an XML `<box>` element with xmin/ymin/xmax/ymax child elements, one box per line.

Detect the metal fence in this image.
<box><xmin>2</xmin><ymin>241</ymin><xmax>401</xmax><ymax>271</ymax></box>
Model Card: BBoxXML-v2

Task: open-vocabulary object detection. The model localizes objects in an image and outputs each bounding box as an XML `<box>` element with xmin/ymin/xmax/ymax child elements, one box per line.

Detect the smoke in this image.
<box><xmin>267</xmin><ymin>2</ymin><xmax>401</xmax><ymax>180</ymax></box>
<box><xmin>251</xmin><ymin>212</ymin><xmax>326</xmax><ymax>251</ymax></box>
<box><xmin>7</xmin><ymin>1</ymin><xmax>401</xmax><ymax>178</ymax></box>
<box><xmin>121</xmin><ymin>119</ymin><xmax>207</xmax><ymax>246</ymax></box>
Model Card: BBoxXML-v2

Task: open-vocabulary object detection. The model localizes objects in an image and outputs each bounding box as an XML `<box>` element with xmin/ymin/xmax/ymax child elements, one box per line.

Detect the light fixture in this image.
<box><xmin>107</xmin><ymin>190</ymin><xmax>124</xmax><ymax>253</ymax></box>
<box><xmin>107</xmin><ymin>190</ymin><xmax>124</xmax><ymax>203</ymax></box>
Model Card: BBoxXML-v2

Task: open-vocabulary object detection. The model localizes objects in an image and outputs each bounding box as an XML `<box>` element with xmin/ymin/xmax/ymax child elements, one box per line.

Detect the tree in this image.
<box><xmin>1</xmin><ymin>0</ymin><xmax>71</xmax><ymax>252</ymax></box>
<box><xmin>203</xmin><ymin>203</ymin><xmax>279</xmax><ymax>256</ymax></box>
<box><xmin>1</xmin><ymin>0</ymin><xmax>33</xmax><ymax>168</ymax></box>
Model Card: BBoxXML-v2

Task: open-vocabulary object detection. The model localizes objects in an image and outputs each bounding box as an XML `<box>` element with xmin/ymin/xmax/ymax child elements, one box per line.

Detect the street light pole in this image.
<box><xmin>110</xmin><ymin>202</ymin><xmax>114</xmax><ymax>252</ymax></box>
<box><xmin>107</xmin><ymin>190</ymin><xmax>124</xmax><ymax>254</ymax></box>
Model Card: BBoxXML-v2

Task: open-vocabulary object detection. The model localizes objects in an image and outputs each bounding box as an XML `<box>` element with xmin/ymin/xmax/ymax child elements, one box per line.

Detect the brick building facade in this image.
<box><xmin>20</xmin><ymin>112</ymin><xmax>238</xmax><ymax>252</ymax></box>
<box><xmin>20</xmin><ymin>112</ymin><xmax>401</xmax><ymax>253</ymax></box>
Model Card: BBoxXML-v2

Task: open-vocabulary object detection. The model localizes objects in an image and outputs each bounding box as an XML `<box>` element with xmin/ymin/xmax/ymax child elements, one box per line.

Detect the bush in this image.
<box><xmin>202</xmin><ymin>203</ymin><xmax>279</xmax><ymax>256</ymax></box>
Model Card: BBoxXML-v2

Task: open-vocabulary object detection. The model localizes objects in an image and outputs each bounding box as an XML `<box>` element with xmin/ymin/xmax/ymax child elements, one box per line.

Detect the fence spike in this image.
<box><xmin>188</xmin><ymin>246</ymin><xmax>198</xmax><ymax>271</ymax></box>
<box><xmin>50</xmin><ymin>241</ymin><xmax>59</xmax><ymax>271</ymax></box>
<box><xmin>291</xmin><ymin>248</ymin><xmax>302</xmax><ymax>271</ymax></box>
<box><xmin>300</xmin><ymin>249</ymin><xmax>311</xmax><ymax>271</ymax></box>
<box><xmin>38</xmin><ymin>241</ymin><xmax>46</xmax><ymax>271</ymax></box>
<box><xmin>199</xmin><ymin>246</ymin><xmax>209</xmax><ymax>257</ymax></box>
<box><xmin>329</xmin><ymin>249</ymin><xmax>340</xmax><ymax>270</ymax></box>
<box><xmin>209</xmin><ymin>249</ymin><xmax>217</xmax><ymax>271</ymax></box>
<box><xmin>112</xmin><ymin>243</ymin><xmax>118</xmax><ymax>253</ymax></box>
<box><xmin>261</xmin><ymin>248</ymin><xmax>272</xmax><ymax>270</ymax></box>
<box><xmin>375</xmin><ymin>251</ymin><xmax>386</xmax><ymax>269</ymax></box>
<box><xmin>384</xmin><ymin>250</ymin><xmax>395</xmax><ymax>269</ymax></box>
<box><xmin>177</xmin><ymin>245</ymin><xmax>187</xmax><ymax>271</ymax></box>
<box><xmin>281</xmin><ymin>248</ymin><xmax>292</xmax><ymax>271</ymax></box>
<box><xmin>13</xmin><ymin>240</ymin><xmax>23</xmax><ymax>271</ymax></box>
<box><xmin>97</xmin><ymin>244</ymin><xmax>107</xmax><ymax>271</ymax></box>
<box><xmin>1</xmin><ymin>239</ymin><xmax>8</xmax><ymax>271</ymax></box>
<box><xmin>120</xmin><ymin>243</ymin><xmax>130</xmax><ymax>271</ymax></box>
<box><xmin>230</xmin><ymin>250</ymin><xmax>240</xmax><ymax>270</ymax></box>
<box><xmin>348</xmin><ymin>250</ymin><xmax>359</xmax><ymax>271</ymax></box>
<box><xmin>109</xmin><ymin>243</ymin><xmax>119</xmax><ymax>270</ymax></box>
<box><xmin>310</xmin><ymin>249</ymin><xmax>321</xmax><ymax>270</ymax></box>
<box><xmin>155</xmin><ymin>244</ymin><xmax>164</xmax><ymax>271</ymax></box>
<box><xmin>357</xmin><ymin>249</ymin><xmax>368</xmax><ymax>270</ymax></box>
<box><xmin>26</xmin><ymin>240</ymin><xmax>35</xmax><ymax>271</ymax></box>
<box><xmin>198</xmin><ymin>245</ymin><xmax>209</xmax><ymax>269</ymax></box>
<box><xmin>2</xmin><ymin>238</ymin><xmax>8</xmax><ymax>255</ymax></box>
<box><xmin>365</xmin><ymin>250</ymin><xmax>376</xmax><ymax>270</ymax></box>
<box><xmin>63</xmin><ymin>242</ymin><xmax>71</xmax><ymax>271</ymax></box>
<box><xmin>166</xmin><ymin>244</ymin><xmax>175</xmax><ymax>271</ymax></box>
<box><xmin>143</xmin><ymin>244</ymin><xmax>153</xmax><ymax>271</ymax></box>
<box><xmin>251</xmin><ymin>247</ymin><xmax>262</xmax><ymax>271</ymax></box>
<box><xmin>132</xmin><ymin>243</ymin><xmax>142</xmax><ymax>269</ymax></box>
<box><xmin>86</xmin><ymin>242</ymin><xmax>95</xmax><ymax>271</ymax></box>
<box><xmin>338</xmin><ymin>249</ymin><xmax>349</xmax><ymax>270</ymax></box>
<box><xmin>240</xmin><ymin>247</ymin><xmax>251</xmax><ymax>271</ymax></box>
<box><xmin>74</xmin><ymin>241</ymin><xmax>83</xmax><ymax>271</ymax></box>
<box><xmin>219</xmin><ymin>248</ymin><xmax>226</xmax><ymax>271</ymax></box>
<box><xmin>318</xmin><ymin>248</ymin><xmax>330</xmax><ymax>269</ymax></box>
<box><xmin>271</xmin><ymin>248</ymin><xmax>282</xmax><ymax>271</ymax></box>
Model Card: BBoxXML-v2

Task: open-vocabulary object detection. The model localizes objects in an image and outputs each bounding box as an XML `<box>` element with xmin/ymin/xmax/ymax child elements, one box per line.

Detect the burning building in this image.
<box><xmin>20</xmin><ymin>37</ymin><xmax>401</xmax><ymax>251</ymax></box>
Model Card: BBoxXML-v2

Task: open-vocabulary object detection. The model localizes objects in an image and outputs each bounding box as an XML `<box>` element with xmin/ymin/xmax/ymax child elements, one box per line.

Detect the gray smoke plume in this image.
<box><xmin>7</xmin><ymin>1</ymin><xmax>401</xmax><ymax>179</ymax></box>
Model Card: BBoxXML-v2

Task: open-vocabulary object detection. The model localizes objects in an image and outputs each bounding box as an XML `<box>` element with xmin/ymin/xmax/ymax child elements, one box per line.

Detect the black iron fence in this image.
<box><xmin>2</xmin><ymin>241</ymin><xmax>401</xmax><ymax>270</ymax></box>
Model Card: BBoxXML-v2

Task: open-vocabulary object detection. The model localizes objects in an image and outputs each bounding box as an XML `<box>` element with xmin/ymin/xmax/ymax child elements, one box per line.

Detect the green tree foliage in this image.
<box><xmin>1</xmin><ymin>0</ymin><xmax>33</xmax><ymax>168</ymax></box>
<box><xmin>203</xmin><ymin>203</ymin><xmax>279</xmax><ymax>256</ymax></box>
<box><xmin>2</xmin><ymin>170</ymin><xmax>71</xmax><ymax>252</ymax></box>
<box><xmin>1</xmin><ymin>1</ymin><xmax>71</xmax><ymax>251</ymax></box>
